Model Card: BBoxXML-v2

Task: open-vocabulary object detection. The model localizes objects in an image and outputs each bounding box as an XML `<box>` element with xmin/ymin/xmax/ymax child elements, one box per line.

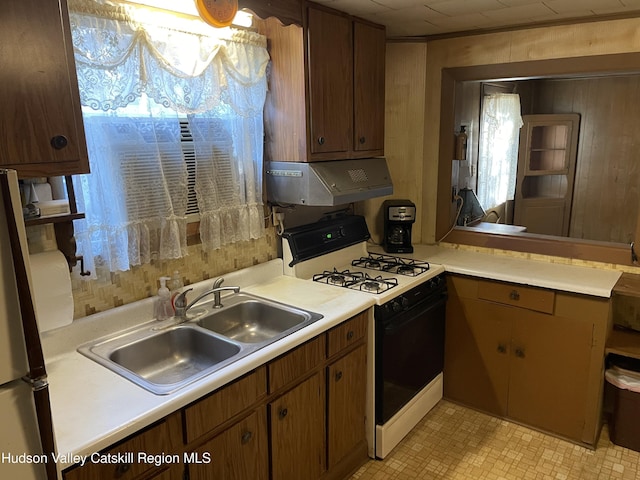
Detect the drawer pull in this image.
<box><xmin>317</xmin><ymin>136</ymin><xmax>325</xmax><ymax>145</ymax></box>
<box><xmin>50</xmin><ymin>135</ymin><xmax>68</xmax><ymax>150</ymax></box>
<box><xmin>346</xmin><ymin>330</ymin><xmax>355</xmax><ymax>341</ymax></box>
<box><xmin>278</xmin><ymin>407</ymin><xmax>288</xmax><ymax>420</ymax></box>
<box><xmin>514</xmin><ymin>348</ymin><xmax>525</xmax><ymax>359</ymax></box>
<box><xmin>335</xmin><ymin>370</ymin><xmax>343</xmax><ymax>382</ymax></box>
<box><xmin>497</xmin><ymin>344</ymin><xmax>507</xmax><ymax>354</ymax></box>
<box><xmin>241</xmin><ymin>430</ymin><xmax>253</xmax><ymax>445</ymax></box>
<box><xmin>114</xmin><ymin>463</ymin><xmax>131</xmax><ymax>478</ymax></box>
<box><xmin>509</xmin><ymin>290</ymin><xmax>520</xmax><ymax>301</ymax></box>
<box><xmin>359</xmin><ymin>136</ymin><xmax>366</xmax><ymax>144</ymax></box>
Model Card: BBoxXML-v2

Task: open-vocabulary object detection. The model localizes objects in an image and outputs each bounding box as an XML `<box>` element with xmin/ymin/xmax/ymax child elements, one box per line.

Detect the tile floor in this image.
<box><xmin>351</xmin><ymin>400</ymin><xmax>639</xmax><ymax>479</ymax></box>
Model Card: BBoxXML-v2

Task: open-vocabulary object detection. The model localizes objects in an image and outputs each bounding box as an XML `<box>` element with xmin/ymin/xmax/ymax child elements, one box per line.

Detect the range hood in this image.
<box><xmin>265</xmin><ymin>158</ymin><xmax>393</xmax><ymax>206</ymax></box>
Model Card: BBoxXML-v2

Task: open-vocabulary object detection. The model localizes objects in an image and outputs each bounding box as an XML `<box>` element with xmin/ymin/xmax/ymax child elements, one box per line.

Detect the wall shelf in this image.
<box><xmin>22</xmin><ymin>176</ymin><xmax>90</xmax><ymax>275</ymax></box>
<box><xmin>25</xmin><ymin>212</ymin><xmax>84</xmax><ymax>227</ymax></box>
<box><xmin>606</xmin><ymin>329</ymin><xmax>640</xmax><ymax>361</ymax></box>
<box><xmin>607</xmin><ymin>273</ymin><xmax>640</xmax><ymax>361</ymax></box>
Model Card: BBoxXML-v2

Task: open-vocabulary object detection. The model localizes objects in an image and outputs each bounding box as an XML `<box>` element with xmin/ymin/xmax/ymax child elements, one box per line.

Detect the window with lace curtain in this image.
<box><xmin>67</xmin><ymin>0</ymin><xmax>268</xmax><ymax>274</ymax></box>
<box><xmin>476</xmin><ymin>93</ymin><xmax>524</xmax><ymax>211</ymax></box>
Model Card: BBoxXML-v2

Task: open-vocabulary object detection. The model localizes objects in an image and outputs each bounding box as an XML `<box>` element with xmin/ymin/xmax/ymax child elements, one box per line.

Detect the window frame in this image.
<box><xmin>436</xmin><ymin>54</ymin><xmax>640</xmax><ymax>267</ymax></box>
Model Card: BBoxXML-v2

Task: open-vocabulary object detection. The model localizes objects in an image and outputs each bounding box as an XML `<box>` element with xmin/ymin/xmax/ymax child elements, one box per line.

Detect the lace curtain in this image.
<box><xmin>68</xmin><ymin>0</ymin><xmax>268</xmax><ymax>273</ymax></box>
<box><xmin>476</xmin><ymin>93</ymin><xmax>524</xmax><ymax>211</ymax></box>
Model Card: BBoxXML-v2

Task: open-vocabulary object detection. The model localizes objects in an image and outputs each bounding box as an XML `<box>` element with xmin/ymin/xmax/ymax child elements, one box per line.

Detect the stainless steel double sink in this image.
<box><xmin>78</xmin><ymin>293</ymin><xmax>323</xmax><ymax>395</ymax></box>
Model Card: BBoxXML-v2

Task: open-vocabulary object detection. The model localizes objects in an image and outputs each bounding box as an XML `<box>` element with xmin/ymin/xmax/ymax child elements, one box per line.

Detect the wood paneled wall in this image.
<box><xmin>532</xmin><ymin>77</ymin><xmax>640</xmax><ymax>244</ymax></box>
<box><xmin>360</xmin><ymin>42</ymin><xmax>427</xmax><ymax>244</ymax></box>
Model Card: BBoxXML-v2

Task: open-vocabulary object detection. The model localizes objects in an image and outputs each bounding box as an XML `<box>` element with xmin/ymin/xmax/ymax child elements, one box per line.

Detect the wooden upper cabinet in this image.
<box><xmin>307</xmin><ymin>7</ymin><xmax>353</xmax><ymax>156</ymax></box>
<box><xmin>256</xmin><ymin>2</ymin><xmax>385</xmax><ymax>162</ymax></box>
<box><xmin>353</xmin><ymin>21</ymin><xmax>385</xmax><ymax>155</ymax></box>
<box><xmin>0</xmin><ymin>0</ymin><xmax>89</xmax><ymax>178</ymax></box>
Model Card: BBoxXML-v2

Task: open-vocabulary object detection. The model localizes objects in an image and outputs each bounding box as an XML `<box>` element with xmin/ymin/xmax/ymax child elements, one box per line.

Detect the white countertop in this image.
<box><xmin>369</xmin><ymin>244</ymin><xmax>621</xmax><ymax>298</ymax></box>
<box><xmin>42</xmin><ymin>259</ymin><xmax>374</xmax><ymax>474</ymax></box>
<box><xmin>44</xmin><ymin>247</ymin><xmax>622</xmax><ymax>475</ymax></box>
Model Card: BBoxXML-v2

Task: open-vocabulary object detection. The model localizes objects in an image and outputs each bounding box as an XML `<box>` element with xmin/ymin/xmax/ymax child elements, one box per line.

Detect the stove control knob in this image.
<box><xmin>391</xmin><ymin>300</ymin><xmax>402</xmax><ymax>312</ymax></box>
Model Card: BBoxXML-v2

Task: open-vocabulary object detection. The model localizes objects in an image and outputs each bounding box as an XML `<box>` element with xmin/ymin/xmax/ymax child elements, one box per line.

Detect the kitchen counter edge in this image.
<box><xmin>369</xmin><ymin>244</ymin><xmax>622</xmax><ymax>298</ymax></box>
<box><xmin>42</xmin><ymin>259</ymin><xmax>375</xmax><ymax>474</ymax></box>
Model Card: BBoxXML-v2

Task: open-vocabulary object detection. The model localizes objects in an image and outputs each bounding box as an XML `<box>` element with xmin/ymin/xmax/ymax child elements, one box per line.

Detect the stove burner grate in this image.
<box><xmin>364</xmin><ymin>259</ymin><xmax>382</xmax><ymax>270</ymax></box>
<box><xmin>351</xmin><ymin>254</ymin><xmax>430</xmax><ymax>276</ymax></box>
<box><xmin>355</xmin><ymin>274</ymin><xmax>398</xmax><ymax>293</ymax></box>
<box><xmin>313</xmin><ymin>269</ymin><xmax>363</xmax><ymax>287</ymax></box>
<box><xmin>312</xmin><ymin>269</ymin><xmax>397</xmax><ymax>294</ymax></box>
<box><xmin>397</xmin><ymin>265</ymin><xmax>417</xmax><ymax>276</ymax></box>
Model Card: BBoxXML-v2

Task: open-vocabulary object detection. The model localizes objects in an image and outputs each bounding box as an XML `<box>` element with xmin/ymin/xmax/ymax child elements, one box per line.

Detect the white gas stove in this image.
<box><xmin>281</xmin><ymin>217</ymin><xmax>444</xmax><ymax>304</ymax></box>
<box><xmin>281</xmin><ymin>215</ymin><xmax>446</xmax><ymax>460</ymax></box>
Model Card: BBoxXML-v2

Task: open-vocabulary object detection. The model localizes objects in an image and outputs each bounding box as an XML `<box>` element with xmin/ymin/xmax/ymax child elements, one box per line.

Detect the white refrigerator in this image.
<box><xmin>0</xmin><ymin>169</ymin><xmax>53</xmax><ymax>480</ymax></box>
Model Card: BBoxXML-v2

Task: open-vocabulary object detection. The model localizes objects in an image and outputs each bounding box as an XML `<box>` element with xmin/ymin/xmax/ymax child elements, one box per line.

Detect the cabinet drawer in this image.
<box><xmin>184</xmin><ymin>367</ymin><xmax>267</xmax><ymax>443</ymax></box>
<box><xmin>64</xmin><ymin>419</ymin><xmax>173</xmax><ymax>480</ymax></box>
<box><xmin>327</xmin><ymin>312</ymin><xmax>368</xmax><ymax>357</ymax></box>
<box><xmin>268</xmin><ymin>336</ymin><xmax>325</xmax><ymax>392</ymax></box>
<box><xmin>478</xmin><ymin>280</ymin><xmax>555</xmax><ymax>314</ymax></box>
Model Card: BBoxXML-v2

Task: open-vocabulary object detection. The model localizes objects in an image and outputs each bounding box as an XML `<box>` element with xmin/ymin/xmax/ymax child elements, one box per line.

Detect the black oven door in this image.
<box><xmin>375</xmin><ymin>293</ymin><xmax>446</xmax><ymax>424</ymax></box>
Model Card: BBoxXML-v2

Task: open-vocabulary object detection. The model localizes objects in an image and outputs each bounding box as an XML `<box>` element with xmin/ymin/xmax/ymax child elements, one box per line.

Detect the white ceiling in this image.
<box><xmin>311</xmin><ymin>0</ymin><xmax>640</xmax><ymax>37</ymax></box>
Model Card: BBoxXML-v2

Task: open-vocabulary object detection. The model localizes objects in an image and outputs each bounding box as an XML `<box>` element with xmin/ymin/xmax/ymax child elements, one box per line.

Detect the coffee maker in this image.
<box><xmin>382</xmin><ymin>199</ymin><xmax>415</xmax><ymax>253</ymax></box>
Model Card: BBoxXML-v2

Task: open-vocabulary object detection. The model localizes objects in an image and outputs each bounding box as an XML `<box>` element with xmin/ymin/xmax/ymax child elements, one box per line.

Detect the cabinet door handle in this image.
<box><xmin>317</xmin><ymin>136</ymin><xmax>325</xmax><ymax>145</ymax></box>
<box><xmin>50</xmin><ymin>135</ymin><xmax>69</xmax><ymax>150</ymax></box>
<box><xmin>359</xmin><ymin>136</ymin><xmax>366</xmax><ymax>144</ymax></box>
<box><xmin>114</xmin><ymin>463</ymin><xmax>131</xmax><ymax>478</ymax></box>
<box><xmin>335</xmin><ymin>370</ymin><xmax>343</xmax><ymax>382</ymax></box>
<box><xmin>514</xmin><ymin>347</ymin><xmax>525</xmax><ymax>358</ymax></box>
<box><xmin>346</xmin><ymin>330</ymin><xmax>354</xmax><ymax>341</ymax></box>
<box><xmin>241</xmin><ymin>430</ymin><xmax>253</xmax><ymax>445</ymax></box>
<box><xmin>509</xmin><ymin>290</ymin><xmax>520</xmax><ymax>301</ymax></box>
<box><xmin>278</xmin><ymin>407</ymin><xmax>288</xmax><ymax>420</ymax></box>
<box><xmin>497</xmin><ymin>344</ymin><xmax>507</xmax><ymax>354</ymax></box>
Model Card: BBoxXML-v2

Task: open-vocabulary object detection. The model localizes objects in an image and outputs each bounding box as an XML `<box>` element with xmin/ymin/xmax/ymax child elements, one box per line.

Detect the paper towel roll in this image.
<box><xmin>29</xmin><ymin>250</ymin><xmax>74</xmax><ymax>332</ymax></box>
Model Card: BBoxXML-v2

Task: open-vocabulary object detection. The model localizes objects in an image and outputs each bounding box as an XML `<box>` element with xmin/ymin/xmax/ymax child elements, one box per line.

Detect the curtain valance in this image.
<box><xmin>68</xmin><ymin>0</ymin><xmax>268</xmax><ymax>115</ymax></box>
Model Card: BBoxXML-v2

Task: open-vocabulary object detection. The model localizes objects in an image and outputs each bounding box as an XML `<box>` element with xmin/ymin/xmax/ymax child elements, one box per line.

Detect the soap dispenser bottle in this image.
<box><xmin>154</xmin><ymin>276</ymin><xmax>173</xmax><ymax>320</ymax></box>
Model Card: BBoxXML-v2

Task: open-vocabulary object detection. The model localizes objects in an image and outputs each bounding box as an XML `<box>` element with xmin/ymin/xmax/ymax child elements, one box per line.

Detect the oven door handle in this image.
<box><xmin>382</xmin><ymin>295</ymin><xmax>446</xmax><ymax>334</ymax></box>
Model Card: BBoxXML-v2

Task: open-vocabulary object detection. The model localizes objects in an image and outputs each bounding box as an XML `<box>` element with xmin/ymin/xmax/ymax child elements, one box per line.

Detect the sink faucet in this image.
<box><xmin>174</xmin><ymin>278</ymin><xmax>240</xmax><ymax>319</ymax></box>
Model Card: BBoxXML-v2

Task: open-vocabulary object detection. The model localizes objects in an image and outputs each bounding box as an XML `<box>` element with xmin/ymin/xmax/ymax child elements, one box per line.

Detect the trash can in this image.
<box><xmin>605</xmin><ymin>354</ymin><xmax>640</xmax><ymax>452</ymax></box>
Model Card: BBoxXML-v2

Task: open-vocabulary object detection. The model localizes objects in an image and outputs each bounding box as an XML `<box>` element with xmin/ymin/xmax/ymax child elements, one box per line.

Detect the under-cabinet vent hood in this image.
<box><xmin>266</xmin><ymin>158</ymin><xmax>393</xmax><ymax>206</ymax></box>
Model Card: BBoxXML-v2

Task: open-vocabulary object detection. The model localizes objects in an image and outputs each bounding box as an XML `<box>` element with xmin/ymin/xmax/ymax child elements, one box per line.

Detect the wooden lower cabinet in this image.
<box><xmin>509</xmin><ymin>307</ymin><xmax>593</xmax><ymax>440</ymax></box>
<box><xmin>188</xmin><ymin>408</ymin><xmax>268</xmax><ymax>480</ymax></box>
<box><xmin>270</xmin><ymin>372</ymin><xmax>326</xmax><ymax>480</ymax></box>
<box><xmin>268</xmin><ymin>336</ymin><xmax>325</xmax><ymax>393</ymax></box>
<box><xmin>152</xmin><ymin>466</ymin><xmax>184</xmax><ymax>480</ymax></box>
<box><xmin>327</xmin><ymin>344</ymin><xmax>367</xmax><ymax>469</ymax></box>
<box><xmin>183</xmin><ymin>367</ymin><xmax>267</xmax><ymax>444</ymax></box>
<box><xmin>445</xmin><ymin>275</ymin><xmax>609</xmax><ymax>445</ymax></box>
<box><xmin>63</xmin><ymin>414</ymin><xmax>182</xmax><ymax>480</ymax></box>
<box><xmin>63</xmin><ymin>312</ymin><xmax>369</xmax><ymax>480</ymax></box>
<box><xmin>444</xmin><ymin>297</ymin><xmax>511</xmax><ymax>417</ymax></box>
